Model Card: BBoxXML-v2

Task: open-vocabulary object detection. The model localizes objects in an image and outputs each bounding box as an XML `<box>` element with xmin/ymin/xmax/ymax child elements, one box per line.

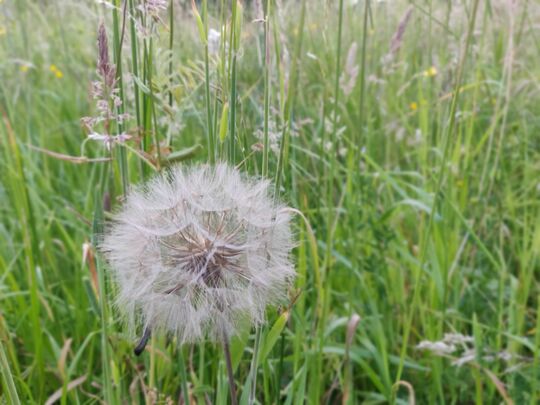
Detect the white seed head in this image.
<box><xmin>102</xmin><ymin>163</ymin><xmax>295</xmax><ymax>343</ymax></box>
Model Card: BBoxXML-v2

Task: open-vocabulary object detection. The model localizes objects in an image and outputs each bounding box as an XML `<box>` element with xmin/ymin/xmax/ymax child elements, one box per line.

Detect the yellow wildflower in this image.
<box><xmin>409</xmin><ymin>101</ymin><xmax>418</xmax><ymax>111</ymax></box>
<box><xmin>20</xmin><ymin>65</ymin><xmax>29</xmax><ymax>73</ymax></box>
<box><xmin>0</xmin><ymin>26</ymin><xmax>6</xmax><ymax>36</ymax></box>
<box><xmin>424</xmin><ymin>66</ymin><xmax>438</xmax><ymax>77</ymax></box>
<box><xmin>50</xmin><ymin>64</ymin><xmax>64</xmax><ymax>79</ymax></box>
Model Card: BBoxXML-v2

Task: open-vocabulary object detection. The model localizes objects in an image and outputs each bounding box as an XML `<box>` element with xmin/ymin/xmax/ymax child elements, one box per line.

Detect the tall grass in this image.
<box><xmin>1</xmin><ymin>0</ymin><xmax>540</xmax><ymax>403</ymax></box>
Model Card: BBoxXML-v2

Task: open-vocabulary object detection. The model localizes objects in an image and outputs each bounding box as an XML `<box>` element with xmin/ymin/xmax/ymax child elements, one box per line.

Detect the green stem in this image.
<box><xmin>223</xmin><ymin>337</ymin><xmax>238</xmax><ymax>405</ymax></box>
<box><xmin>262</xmin><ymin>0</ymin><xmax>271</xmax><ymax>177</ymax></box>
<box><xmin>178</xmin><ymin>347</ymin><xmax>191</xmax><ymax>405</ymax></box>
<box><xmin>168</xmin><ymin>0</ymin><xmax>174</xmax><ymax>109</ymax></box>
<box><xmin>128</xmin><ymin>0</ymin><xmax>144</xmax><ymax>177</ymax></box>
<box><xmin>0</xmin><ymin>304</ymin><xmax>21</xmax><ymax>405</ymax></box>
<box><xmin>275</xmin><ymin>0</ymin><xmax>306</xmax><ymax>192</ymax></box>
<box><xmin>358</xmin><ymin>0</ymin><xmax>369</xmax><ymax>143</ymax></box>
<box><xmin>248</xmin><ymin>327</ymin><xmax>262</xmax><ymax>404</ymax></box>
<box><xmin>112</xmin><ymin>0</ymin><xmax>129</xmax><ymax>194</ymax></box>
<box><xmin>202</xmin><ymin>0</ymin><xmax>215</xmax><ymax>164</ymax></box>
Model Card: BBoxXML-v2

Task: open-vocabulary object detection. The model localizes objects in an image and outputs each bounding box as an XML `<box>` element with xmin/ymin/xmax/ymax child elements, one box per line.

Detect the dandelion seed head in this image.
<box><xmin>102</xmin><ymin>164</ymin><xmax>295</xmax><ymax>343</ymax></box>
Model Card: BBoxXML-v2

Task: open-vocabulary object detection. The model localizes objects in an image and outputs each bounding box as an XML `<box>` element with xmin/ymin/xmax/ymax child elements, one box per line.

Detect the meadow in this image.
<box><xmin>1</xmin><ymin>0</ymin><xmax>540</xmax><ymax>403</ymax></box>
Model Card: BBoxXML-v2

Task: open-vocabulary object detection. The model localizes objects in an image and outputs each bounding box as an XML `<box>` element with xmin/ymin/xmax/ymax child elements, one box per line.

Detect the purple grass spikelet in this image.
<box><xmin>97</xmin><ymin>22</ymin><xmax>116</xmax><ymax>88</ymax></box>
<box><xmin>81</xmin><ymin>23</ymin><xmax>132</xmax><ymax>151</ymax></box>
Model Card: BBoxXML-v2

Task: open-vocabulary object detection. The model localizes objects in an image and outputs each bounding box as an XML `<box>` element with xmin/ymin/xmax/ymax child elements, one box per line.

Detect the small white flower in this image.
<box><xmin>324</xmin><ymin>141</ymin><xmax>333</xmax><ymax>152</ymax></box>
<box><xmin>417</xmin><ymin>340</ymin><xmax>456</xmax><ymax>355</ymax></box>
<box><xmin>443</xmin><ymin>333</ymin><xmax>474</xmax><ymax>345</ymax></box>
<box><xmin>102</xmin><ymin>164</ymin><xmax>295</xmax><ymax>343</ymax></box>
<box><xmin>208</xmin><ymin>29</ymin><xmax>221</xmax><ymax>55</ymax></box>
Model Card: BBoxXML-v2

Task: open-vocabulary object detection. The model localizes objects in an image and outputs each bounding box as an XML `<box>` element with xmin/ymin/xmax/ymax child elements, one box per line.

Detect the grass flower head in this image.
<box><xmin>102</xmin><ymin>164</ymin><xmax>295</xmax><ymax>344</ymax></box>
<box><xmin>81</xmin><ymin>23</ymin><xmax>132</xmax><ymax>151</ymax></box>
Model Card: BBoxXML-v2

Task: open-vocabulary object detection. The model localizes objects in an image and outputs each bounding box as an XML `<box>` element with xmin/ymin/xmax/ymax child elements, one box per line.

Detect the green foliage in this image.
<box><xmin>1</xmin><ymin>0</ymin><xmax>540</xmax><ymax>403</ymax></box>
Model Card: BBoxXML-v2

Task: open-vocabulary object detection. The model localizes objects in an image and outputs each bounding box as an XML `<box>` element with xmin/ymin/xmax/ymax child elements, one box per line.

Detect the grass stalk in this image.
<box><xmin>128</xmin><ymin>0</ymin><xmax>144</xmax><ymax>177</ymax></box>
<box><xmin>261</xmin><ymin>0</ymin><xmax>271</xmax><ymax>177</ymax></box>
<box><xmin>112</xmin><ymin>0</ymin><xmax>129</xmax><ymax>194</ymax></box>
<box><xmin>227</xmin><ymin>0</ymin><xmax>240</xmax><ymax>164</ymax></box>
<box><xmin>91</xmin><ymin>177</ymin><xmax>115</xmax><ymax>405</ymax></box>
<box><xmin>178</xmin><ymin>346</ymin><xmax>191</xmax><ymax>405</ymax></box>
<box><xmin>202</xmin><ymin>0</ymin><xmax>216</xmax><ymax>164</ymax></box>
<box><xmin>168</xmin><ymin>0</ymin><xmax>174</xmax><ymax>109</ymax></box>
<box><xmin>357</xmin><ymin>0</ymin><xmax>370</xmax><ymax>142</ymax></box>
<box><xmin>394</xmin><ymin>0</ymin><xmax>481</xmax><ymax>385</ymax></box>
<box><xmin>0</xmin><ymin>321</ymin><xmax>20</xmax><ymax>404</ymax></box>
<box><xmin>1</xmin><ymin>114</ymin><xmax>44</xmax><ymax>397</ymax></box>
<box><xmin>275</xmin><ymin>0</ymin><xmax>306</xmax><ymax>192</ymax></box>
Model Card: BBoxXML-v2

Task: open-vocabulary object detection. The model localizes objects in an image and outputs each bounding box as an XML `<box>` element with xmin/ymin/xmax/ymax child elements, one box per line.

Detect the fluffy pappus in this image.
<box><xmin>101</xmin><ymin>163</ymin><xmax>295</xmax><ymax>344</ymax></box>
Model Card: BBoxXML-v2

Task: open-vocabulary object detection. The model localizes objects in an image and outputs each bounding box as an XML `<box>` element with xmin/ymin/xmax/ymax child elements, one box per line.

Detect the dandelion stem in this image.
<box><xmin>223</xmin><ymin>336</ymin><xmax>238</xmax><ymax>405</ymax></box>
<box><xmin>134</xmin><ymin>327</ymin><xmax>151</xmax><ymax>356</ymax></box>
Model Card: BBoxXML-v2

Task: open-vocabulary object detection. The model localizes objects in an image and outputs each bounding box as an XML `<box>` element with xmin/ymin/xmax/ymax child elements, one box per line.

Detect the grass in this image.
<box><xmin>1</xmin><ymin>0</ymin><xmax>540</xmax><ymax>403</ymax></box>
